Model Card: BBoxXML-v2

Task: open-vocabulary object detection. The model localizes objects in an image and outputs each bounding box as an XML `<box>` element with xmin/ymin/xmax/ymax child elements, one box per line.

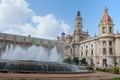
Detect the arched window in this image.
<box><xmin>91</xmin><ymin>44</ymin><xmax>93</xmax><ymax>47</ymax></box>
<box><xmin>103</xmin><ymin>41</ymin><xmax>106</xmax><ymax>46</ymax></box>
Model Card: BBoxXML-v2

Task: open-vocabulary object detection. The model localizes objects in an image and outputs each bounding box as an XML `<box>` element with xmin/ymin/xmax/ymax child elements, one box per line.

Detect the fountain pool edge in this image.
<box><xmin>0</xmin><ymin>60</ymin><xmax>94</xmax><ymax>74</ymax></box>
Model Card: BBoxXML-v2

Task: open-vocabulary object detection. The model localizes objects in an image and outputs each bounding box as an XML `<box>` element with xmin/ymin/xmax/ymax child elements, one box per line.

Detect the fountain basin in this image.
<box><xmin>0</xmin><ymin>60</ymin><xmax>92</xmax><ymax>73</ymax></box>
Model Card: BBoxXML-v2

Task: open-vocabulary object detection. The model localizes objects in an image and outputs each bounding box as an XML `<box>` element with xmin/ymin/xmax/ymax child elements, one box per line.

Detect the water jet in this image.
<box><xmin>0</xmin><ymin>44</ymin><xmax>91</xmax><ymax>73</ymax></box>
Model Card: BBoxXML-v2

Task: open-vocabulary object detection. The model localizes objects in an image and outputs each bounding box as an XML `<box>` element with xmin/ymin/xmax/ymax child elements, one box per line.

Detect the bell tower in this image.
<box><xmin>74</xmin><ymin>11</ymin><xmax>83</xmax><ymax>42</ymax></box>
<box><xmin>99</xmin><ymin>7</ymin><xmax>114</xmax><ymax>37</ymax></box>
<box><xmin>74</xmin><ymin>11</ymin><xmax>83</xmax><ymax>35</ymax></box>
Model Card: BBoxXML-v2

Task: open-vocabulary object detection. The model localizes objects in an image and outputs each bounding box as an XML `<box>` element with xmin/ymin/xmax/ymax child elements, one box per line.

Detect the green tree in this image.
<box><xmin>74</xmin><ymin>57</ymin><xmax>79</xmax><ymax>65</ymax></box>
<box><xmin>80</xmin><ymin>58</ymin><xmax>87</xmax><ymax>65</ymax></box>
<box><xmin>63</xmin><ymin>58</ymin><xmax>73</xmax><ymax>64</ymax></box>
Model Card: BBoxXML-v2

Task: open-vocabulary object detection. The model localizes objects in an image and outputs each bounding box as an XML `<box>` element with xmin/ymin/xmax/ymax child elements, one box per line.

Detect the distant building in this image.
<box><xmin>58</xmin><ymin>7</ymin><xmax>120</xmax><ymax>68</ymax></box>
<box><xmin>0</xmin><ymin>33</ymin><xmax>65</xmax><ymax>59</ymax></box>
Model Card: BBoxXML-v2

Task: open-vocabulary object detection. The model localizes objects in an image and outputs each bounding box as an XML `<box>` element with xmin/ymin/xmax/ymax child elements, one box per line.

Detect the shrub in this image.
<box><xmin>96</xmin><ymin>68</ymin><xmax>106</xmax><ymax>71</ymax></box>
<box><xmin>96</xmin><ymin>68</ymin><xmax>119</xmax><ymax>74</ymax></box>
<box><xmin>63</xmin><ymin>58</ymin><xmax>73</xmax><ymax>64</ymax></box>
<box><xmin>96</xmin><ymin>68</ymin><xmax>102</xmax><ymax>71</ymax></box>
<box><xmin>105</xmin><ymin>68</ymin><xmax>112</xmax><ymax>72</ymax></box>
<box><xmin>86</xmin><ymin>66</ymin><xmax>93</xmax><ymax>70</ymax></box>
<box><xmin>102</xmin><ymin>68</ymin><xmax>119</xmax><ymax>74</ymax></box>
<box><xmin>113</xmin><ymin>68</ymin><xmax>119</xmax><ymax>74</ymax></box>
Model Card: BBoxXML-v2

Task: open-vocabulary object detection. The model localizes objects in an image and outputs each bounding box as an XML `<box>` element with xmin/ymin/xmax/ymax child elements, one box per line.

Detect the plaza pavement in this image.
<box><xmin>0</xmin><ymin>71</ymin><xmax>119</xmax><ymax>80</ymax></box>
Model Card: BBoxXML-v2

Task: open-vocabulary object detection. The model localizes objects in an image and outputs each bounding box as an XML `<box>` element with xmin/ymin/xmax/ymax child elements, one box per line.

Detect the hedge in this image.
<box><xmin>86</xmin><ymin>66</ymin><xmax>93</xmax><ymax>70</ymax></box>
<box><xmin>97</xmin><ymin>67</ymin><xmax>119</xmax><ymax>74</ymax></box>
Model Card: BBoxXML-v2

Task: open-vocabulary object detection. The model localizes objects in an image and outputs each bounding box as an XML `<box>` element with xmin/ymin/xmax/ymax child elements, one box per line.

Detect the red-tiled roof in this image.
<box><xmin>100</xmin><ymin>7</ymin><xmax>113</xmax><ymax>23</ymax></box>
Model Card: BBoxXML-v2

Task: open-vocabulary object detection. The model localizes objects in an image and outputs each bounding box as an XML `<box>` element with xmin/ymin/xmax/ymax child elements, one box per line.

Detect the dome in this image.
<box><xmin>61</xmin><ymin>32</ymin><xmax>65</xmax><ymax>36</ymax></box>
<box><xmin>101</xmin><ymin>14</ymin><xmax>112</xmax><ymax>23</ymax></box>
<box><xmin>100</xmin><ymin>7</ymin><xmax>113</xmax><ymax>23</ymax></box>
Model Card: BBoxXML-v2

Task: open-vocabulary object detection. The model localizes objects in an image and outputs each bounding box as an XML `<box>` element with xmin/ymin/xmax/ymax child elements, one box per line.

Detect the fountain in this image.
<box><xmin>0</xmin><ymin>44</ymin><xmax>91</xmax><ymax>73</ymax></box>
<box><xmin>1</xmin><ymin>45</ymin><xmax>62</xmax><ymax>62</ymax></box>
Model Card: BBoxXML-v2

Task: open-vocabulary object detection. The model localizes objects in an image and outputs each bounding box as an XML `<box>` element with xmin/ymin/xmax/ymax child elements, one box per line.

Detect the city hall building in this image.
<box><xmin>59</xmin><ymin>7</ymin><xmax>120</xmax><ymax>68</ymax></box>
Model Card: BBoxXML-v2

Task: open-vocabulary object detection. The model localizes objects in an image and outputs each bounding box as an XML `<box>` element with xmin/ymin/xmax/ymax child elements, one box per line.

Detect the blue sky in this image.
<box><xmin>26</xmin><ymin>0</ymin><xmax>120</xmax><ymax>37</ymax></box>
<box><xmin>0</xmin><ymin>0</ymin><xmax>120</xmax><ymax>39</ymax></box>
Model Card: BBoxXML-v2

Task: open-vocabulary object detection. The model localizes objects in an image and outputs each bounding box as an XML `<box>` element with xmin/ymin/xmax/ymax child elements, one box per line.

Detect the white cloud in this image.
<box><xmin>0</xmin><ymin>0</ymin><xmax>71</xmax><ymax>39</ymax></box>
<box><xmin>0</xmin><ymin>0</ymin><xmax>33</xmax><ymax>25</ymax></box>
<box><xmin>32</xmin><ymin>14</ymin><xmax>70</xmax><ymax>39</ymax></box>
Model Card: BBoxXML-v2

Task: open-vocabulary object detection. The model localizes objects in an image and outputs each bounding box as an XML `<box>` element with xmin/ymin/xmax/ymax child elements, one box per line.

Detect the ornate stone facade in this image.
<box><xmin>59</xmin><ymin>7</ymin><xmax>120</xmax><ymax>68</ymax></box>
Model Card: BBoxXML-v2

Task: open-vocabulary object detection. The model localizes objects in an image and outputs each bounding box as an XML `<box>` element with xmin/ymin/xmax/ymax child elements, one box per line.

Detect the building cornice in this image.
<box><xmin>114</xmin><ymin>34</ymin><xmax>120</xmax><ymax>38</ymax></box>
<box><xmin>79</xmin><ymin>36</ymin><xmax>99</xmax><ymax>44</ymax></box>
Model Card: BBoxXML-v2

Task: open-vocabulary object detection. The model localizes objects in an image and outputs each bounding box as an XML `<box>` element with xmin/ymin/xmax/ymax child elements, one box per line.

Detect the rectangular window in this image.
<box><xmin>103</xmin><ymin>27</ymin><xmax>106</xmax><ymax>33</ymax></box>
<box><xmin>91</xmin><ymin>50</ymin><xmax>93</xmax><ymax>55</ymax></box>
<box><xmin>81</xmin><ymin>52</ymin><xmax>83</xmax><ymax>56</ymax></box>
<box><xmin>109</xmin><ymin>41</ymin><xmax>112</xmax><ymax>46</ymax></box>
<box><xmin>109</xmin><ymin>27</ymin><xmax>112</xmax><ymax>33</ymax></box>
<box><xmin>86</xmin><ymin>51</ymin><xmax>87</xmax><ymax>56</ymax></box>
<box><xmin>109</xmin><ymin>48</ymin><xmax>113</xmax><ymax>55</ymax></box>
<box><xmin>103</xmin><ymin>48</ymin><xmax>106</xmax><ymax>55</ymax></box>
<box><xmin>86</xmin><ymin>45</ymin><xmax>88</xmax><ymax>48</ymax></box>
